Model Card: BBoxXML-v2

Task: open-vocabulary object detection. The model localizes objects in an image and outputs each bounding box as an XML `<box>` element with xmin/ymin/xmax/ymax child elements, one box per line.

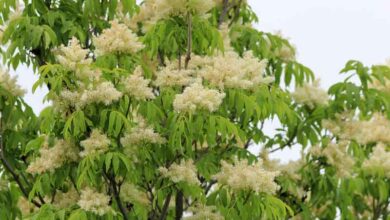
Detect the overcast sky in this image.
<box><xmin>8</xmin><ymin>0</ymin><xmax>390</xmax><ymax>161</ymax></box>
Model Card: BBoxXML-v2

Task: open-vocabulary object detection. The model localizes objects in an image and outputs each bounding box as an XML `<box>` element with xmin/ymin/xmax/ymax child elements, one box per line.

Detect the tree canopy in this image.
<box><xmin>0</xmin><ymin>0</ymin><xmax>390</xmax><ymax>219</ymax></box>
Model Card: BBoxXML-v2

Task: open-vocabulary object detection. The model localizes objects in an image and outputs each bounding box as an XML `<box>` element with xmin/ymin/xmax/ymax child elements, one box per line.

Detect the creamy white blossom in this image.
<box><xmin>0</xmin><ymin>69</ymin><xmax>26</xmax><ymax>97</ymax></box>
<box><xmin>122</xmin><ymin>66</ymin><xmax>155</xmax><ymax>100</ymax></box>
<box><xmin>185</xmin><ymin>204</ymin><xmax>224</xmax><ymax>220</ymax></box>
<box><xmin>80</xmin><ymin>81</ymin><xmax>123</xmax><ymax>107</ymax></box>
<box><xmin>78</xmin><ymin>188</ymin><xmax>112</xmax><ymax>216</ymax></box>
<box><xmin>80</xmin><ymin>129</ymin><xmax>111</xmax><ymax>157</ymax></box>
<box><xmin>310</xmin><ymin>141</ymin><xmax>355</xmax><ymax>177</ymax></box>
<box><xmin>55</xmin><ymin>37</ymin><xmax>92</xmax><ymax>71</ymax></box>
<box><xmin>121</xmin><ymin>115</ymin><xmax>165</xmax><ymax>147</ymax></box>
<box><xmin>213</xmin><ymin>159</ymin><xmax>280</xmax><ymax>194</ymax></box>
<box><xmin>53</xmin><ymin>187</ymin><xmax>80</xmax><ymax>209</ymax></box>
<box><xmin>362</xmin><ymin>143</ymin><xmax>390</xmax><ymax>178</ymax></box>
<box><xmin>18</xmin><ymin>197</ymin><xmax>38</xmax><ymax>216</ymax></box>
<box><xmin>93</xmin><ymin>19</ymin><xmax>144</xmax><ymax>56</ymax></box>
<box><xmin>155</xmin><ymin>61</ymin><xmax>198</xmax><ymax>87</ymax></box>
<box><xmin>292</xmin><ymin>80</ymin><xmax>328</xmax><ymax>108</ymax></box>
<box><xmin>173</xmin><ymin>82</ymin><xmax>225</xmax><ymax>112</ymax></box>
<box><xmin>322</xmin><ymin>112</ymin><xmax>390</xmax><ymax>145</ymax></box>
<box><xmin>27</xmin><ymin>139</ymin><xmax>79</xmax><ymax>174</ymax></box>
<box><xmin>120</xmin><ymin>182</ymin><xmax>150</xmax><ymax>206</ymax></box>
<box><xmin>198</xmin><ymin>51</ymin><xmax>271</xmax><ymax>89</ymax></box>
<box><xmin>159</xmin><ymin>159</ymin><xmax>200</xmax><ymax>185</ymax></box>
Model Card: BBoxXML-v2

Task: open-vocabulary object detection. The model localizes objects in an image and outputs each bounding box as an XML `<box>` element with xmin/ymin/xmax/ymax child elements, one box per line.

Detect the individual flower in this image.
<box><xmin>93</xmin><ymin>19</ymin><xmax>144</xmax><ymax>56</ymax></box>
<box><xmin>78</xmin><ymin>188</ymin><xmax>112</xmax><ymax>216</ymax></box>
<box><xmin>122</xmin><ymin>66</ymin><xmax>155</xmax><ymax>100</ymax></box>
<box><xmin>55</xmin><ymin>37</ymin><xmax>92</xmax><ymax>71</ymax></box>
<box><xmin>213</xmin><ymin>159</ymin><xmax>280</xmax><ymax>194</ymax></box>
<box><xmin>27</xmin><ymin>139</ymin><xmax>79</xmax><ymax>174</ymax></box>
<box><xmin>362</xmin><ymin>143</ymin><xmax>390</xmax><ymax>178</ymax></box>
<box><xmin>173</xmin><ymin>82</ymin><xmax>225</xmax><ymax>112</ymax></box>
<box><xmin>80</xmin><ymin>129</ymin><xmax>111</xmax><ymax>157</ymax></box>
<box><xmin>184</xmin><ymin>204</ymin><xmax>224</xmax><ymax>220</ymax></box>
<box><xmin>292</xmin><ymin>80</ymin><xmax>328</xmax><ymax>108</ymax></box>
<box><xmin>0</xmin><ymin>69</ymin><xmax>26</xmax><ymax>97</ymax></box>
<box><xmin>120</xmin><ymin>182</ymin><xmax>149</xmax><ymax>206</ymax></box>
<box><xmin>159</xmin><ymin>159</ymin><xmax>200</xmax><ymax>185</ymax></box>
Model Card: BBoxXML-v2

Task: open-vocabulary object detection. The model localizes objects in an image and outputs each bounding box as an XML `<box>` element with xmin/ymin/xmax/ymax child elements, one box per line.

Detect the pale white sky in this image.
<box><xmin>9</xmin><ymin>0</ymin><xmax>390</xmax><ymax>161</ymax></box>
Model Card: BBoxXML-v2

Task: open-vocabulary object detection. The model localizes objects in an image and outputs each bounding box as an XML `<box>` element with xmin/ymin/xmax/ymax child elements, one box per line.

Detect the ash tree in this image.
<box><xmin>0</xmin><ymin>0</ymin><xmax>389</xmax><ymax>219</ymax></box>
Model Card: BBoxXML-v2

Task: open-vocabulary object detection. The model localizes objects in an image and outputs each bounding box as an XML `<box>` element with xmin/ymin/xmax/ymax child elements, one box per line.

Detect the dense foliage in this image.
<box><xmin>0</xmin><ymin>0</ymin><xmax>390</xmax><ymax>219</ymax></box>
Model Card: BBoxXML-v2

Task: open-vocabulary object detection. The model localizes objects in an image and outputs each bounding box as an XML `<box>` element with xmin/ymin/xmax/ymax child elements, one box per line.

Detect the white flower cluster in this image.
<box><xmin>27</xmin><ymin>139</ymin><xmax>79</xmax><ymax>174</ymax></box>
<box><xmin>80</xmin><ymin>129</ymin><xmax>111</xmax><ymax>157</ymax></box>
<box><xmin>129</xmin><ymin>0</ymin><xmax>215</xmax><ymax>31</ymax></box>
<box><xmin>260</xmin><ymin>149</ymin><xmax>302</xmax><ymax>180</ymax></box>
<box><xmin>55</xmin><ymin>37</ymin><xmax>92</xmax><ymax>72</ymax></box>
<box><xmin>322</xmin><ymin>112</ymin><xmax>390</xmax><ymax>145</ymax></box>
<box><xmin>292</xmin><ymin>80</ymin><xmax>328</xmax><ymax>109</ymax></box>
<box><xmin>184</xmin><ymin>204</ymin><xmax>224</xmax><ymax>220</ymax></box>
<box><xmin>159</xmin><ymin>159</ymin><xmax>200</xmax><ymax>185</ymax></box>
<box><xmin>173</xmin><ymin>82</ymin><xmax>225</xmax><ymax>113</ymax></box>
<box><xmin>79</xmin><ymin>82</ymin><xmax>123</xmax><ymax>106</ymax></box>
<box><xmin>155</xmin><ymin>61</ymin><xmax>197</xmax><ymax>87</ymax></box>
<box><xmin>93</xmin><ymin>19</ymin><xmax>144</xmax><ymax>56</ymax></box>
<box><xmin>52</xmin><ymin>187</ymin><xmax>80</xmax><ymax>209</ymax></box>
<box><xmin>199</xmin><ymin>51</ymin><xmax>271</xmax><ymax>90</ymax></box>
<box><xmin>53</xmin><ymin>38</ymin><xmax>123</xmax><ymax>114</ymax></box>
<box><xmin>120</xmin><ymin>182</ymin><xmax>149</xmax><ymax>206</ymax></box>
<box><xmin>0</xmin><ymin>69</ymin><xmax>26</xmax><ymax>97</ymax></box>
<box><xmin>213</xmin><ymin>159</ymin><xmax>280</xmax><ymax>194</ymax></box>
<box><xmin>310</xmin><ymin>141</ymin><xmax>355</xmax><ymax>177</ymax></box>
<box><xmin>122</xmin><ymin>66</ymin><xmax>155</xmax><ymax>100</ymax></box>
<box><xmin>78</xmin><ymin>188</ymin><xmax>112</xmax><ymax>216</ymax></box>
<box><xmin>121</xmin><ymin>115</ymin><xmax>165</xmax><ymax>147</ymax></box>
<box><xmin>362</xmin><ymin>143</ymin><xmax>390</xmax><ymax>178</ymax></box>
<box><xmin>275</xmin><ymin>44</ymin><xmax>296</xmax><ymax>62</ymax></box>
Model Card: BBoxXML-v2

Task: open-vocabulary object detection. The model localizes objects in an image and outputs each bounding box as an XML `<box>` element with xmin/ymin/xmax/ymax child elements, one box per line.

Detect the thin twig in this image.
<box><xmin>103</xmin><ymin>170</ymin><xmax>129</xmax><ymax>220</ymax></box>
<box><xmin>218</xmin><ymin>0</ymin><xmax>229</xmax><ymax>27</ymax></box>
<box><xmin>184</xmin><ymin>13</ymin><xmax>192</xmax><ymax>69</ymax></box>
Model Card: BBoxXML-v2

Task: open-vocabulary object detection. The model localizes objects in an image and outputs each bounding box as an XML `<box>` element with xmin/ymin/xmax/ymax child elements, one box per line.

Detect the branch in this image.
<box><xmin>158</xmin><ymin>192</ymin><xmax>172</xmax><ymax>220</ymax></box>
<box><xmin>175</xmin><ymin>190</ymin><xmax>184</xmax><ymax>220</ymax></box>
<box><xmin>0</xmin><ymin>135</ymin><xmax>42</xmax><ymax>207</ymax></box>
<box><xmin>103</xmin><ymin>171</ymin><xmax>129</xmax><ymax>220</ymax></box>
<box><xmin>218</xmin><ymin>0</ymin><xmax>229</xmax><ymax>27</ymax></box>
<box><xmin>184</xmin><ymin>13</ymin><xmax>192</xmax><ymax>70</ymax></box>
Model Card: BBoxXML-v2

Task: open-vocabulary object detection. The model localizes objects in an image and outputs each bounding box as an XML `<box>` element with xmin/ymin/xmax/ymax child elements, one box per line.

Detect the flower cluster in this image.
<box><xmin>159</xmin><ymin>159</ymin><xmax>200</xmax><ymax>185</ymax></box>
<box><xmin>53</xmin><ymin>187</ymin><xmax>80</xmax><ymax>209</ymax></box>
<box><xmin>120</xmin><ymin>182</ymin><xmax>150</xmax><ymax>206</ymax></box>
<box><xmin>155</xmin><ymin>61</ymin><xmax>197</xmax><ymax>87</ymax></box>
<box><xmin>129</xmin><ymin>0</ymin><xmax>215</xmax><ymax>31</ymax></box>
<box><xmin>27</xmin><ymin>139</ymin><xmax>79</xmax><ymax>174</ymax></box>
<box><xmin>93</xmin><ymin>19</ymin><xmax>144</xmax><ymax>56</ymax></box>
<box><xmin>292</xmin><ymin>80</ymin><xmax>328</xmax><ymax>109</ymax></box>
<box><xmin>260</xmin><ymin>149</ymin><xmax>302</xmax><ymax>180</ymax></box>
<box><xmin>0</xmin><ymin>69</ymin><xmax>26</xmax><ymax>97</ymax></box>
<box><xmin>18</xmin><ymin>197</ymin><xmax>38</xmax><ymax>216</ymax></box>
<box><xmin>362</xmin><ymin>143</ymin><xmax>390</xmax><ymax>178</ymax></box>
<box><xmin>184</xmin><ymin>204</ymin><xmax>224</xmax><ymax>220</ymax></box>
<box><xmin>78</xmin><ymin>188</ymin><xmax>112</xmax><ymax>216</ymax></box>
<box><xmin>121</xmin><ymin>115</ymin><xmax>165</xmax><ymax>147</ymax></box>
<box><xmin>80</xmin><ymin>129</ymin><xmax>111</xmax><ymax>157</ymax></box>
<box><xmin>122</xmin><ymin>66</ymin><xmax>155</xmax><ymax>100</ymax></box>
<box><xmin>173</xmin><ymin>82</ymin><xmax>225</xmax><ymax>112</ymax></box>
<box><xmin>322</xmin><ymin>112</ymin><xmax>390</xmax><ymax>145</ymax></box>
<box><xmin>55</xmin><ymin>37</ymin><xmax>92</xmax><ymax>72</ymax></box>
<box><xmin>199</xmin><ymin>51</ymin><xmax>271</xmax><ymax>90</ymax></box>
<box><xmin>213</xmin><ymin>159</ymin><xmax>280</xmax><ymax>194</ymax></box>
<box><xmin>310</xmin><ymin>141</ymin><xmax>355</xmax><ymax>177</ymax></box>
<box><xmin>79</xmin><ymin>82</ymin><xmax>123</xmax><ymax>107</ymax></box>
